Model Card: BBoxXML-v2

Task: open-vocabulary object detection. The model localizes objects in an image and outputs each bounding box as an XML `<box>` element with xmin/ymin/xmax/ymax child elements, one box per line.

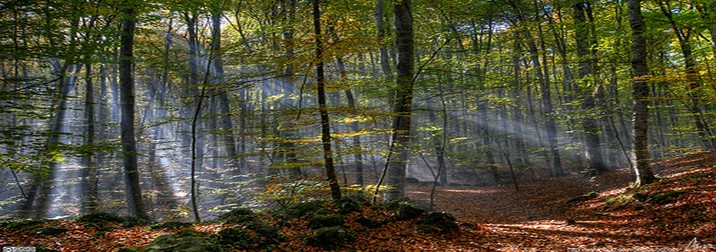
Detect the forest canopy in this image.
<box><xmin>1</xmin><ymin>0</ymin><xmax>715</xmax><ymax>221</ymax></box>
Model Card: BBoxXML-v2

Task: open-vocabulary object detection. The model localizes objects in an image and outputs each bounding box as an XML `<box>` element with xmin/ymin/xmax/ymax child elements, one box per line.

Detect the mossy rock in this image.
<box><xmin>289</xmin><ymin>200</ymin><xmax>328</xmax><ymax>218</ymax></box>
<box><xmin>217</xmin><ymin>228</ymin><xmax>253</xmax><ymax>248</ymax></box>
<box><xmin>34</xmin><ymin>226</ymin><xmax>69</xmax><ymax>236</ymax></box>
<box><xmin>77</xmin><ymin>212</ymin><xmax>148</xmax><ymax>228</ymax></box>
<box><xmin>338</xmin><ymin>194</ymin><xmax>371</xmax><ymax>214</ymax></box>
<box><xmin>356</xmin><ymin>215</ymin><xmax>383</xmax><ymax>228</ymax></box>
<box><xmin>217</xmin><ymin>221</ymin><xmax>284</xmax><ymax>250</ymax></box>
<box><xmin>145</xmin><ymin>230</ymin><xmax>221</xmax><ymax>252</ymax></box>
<box><xmin>305</xmin><ymin>226</ymin><xmax>356</xmax><ymax>250</ymax></box>
<box><xmin>77</xmin><ymin>212</ymin><xmax>125</xmax><ymax>225</ymax></box>
<box><xmin>216</xmin><ymin>207</ymin><xmax>255</xmax><ymax>224</ymax></box>
<box><xmin>387</xmin><ymin>202</ymin><xmax>425</xmax><ymax>221</ymax></box>
<box><xmin>416</xmin><ymin>212</ymin><xmax>458</xmax><ymax>234</ymax></box>
<box><xmin>308</xmin><ymin>208</ymin><xmax>344</xmax><ymax>229</ymax></box>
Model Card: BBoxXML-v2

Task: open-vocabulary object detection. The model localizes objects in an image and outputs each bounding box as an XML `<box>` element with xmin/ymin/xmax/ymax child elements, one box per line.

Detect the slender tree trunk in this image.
<box><xmin>376</xmin><ymin>0</ymin><xmax>393</xmax><ymax>77</ymax></box>
<box><xmin>628</xmin><ymin>0</ymin><xmax>655</xmax><ymax>186</ymax></box>
<box><xmin>337</xmin><ymin>58</ymin><xmax>364</xmax><ymax>186</ymax></box>
<box><xmin>659</xmin><ymin>1</ymin><xmax>716</xmax><ymax>152</ymax></box>
<box><xmin>119</xmin><ymin>5</ymin><xmax>148</xmax><ymax>219</ymax></box>
<box><xmin>313</xmin><ymin>0</ymin><xmax>341</xmax><ymax>201</ymax></box>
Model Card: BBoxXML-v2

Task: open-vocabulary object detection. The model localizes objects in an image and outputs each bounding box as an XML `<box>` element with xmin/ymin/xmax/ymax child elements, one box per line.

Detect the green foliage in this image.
<box><xmin>305</xmin><ymin>226</ymin><xmax>357</xmax><ymax>250</ymax></box>
<box><xmin>257</xmin><ymin>177</ymin><xmax>330</xmax><ymax>208</ymax></box>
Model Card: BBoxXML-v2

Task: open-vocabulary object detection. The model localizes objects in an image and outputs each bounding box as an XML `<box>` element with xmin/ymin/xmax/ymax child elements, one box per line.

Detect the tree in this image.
<box><xmin>384</xmin><ymin>0</ymin><xmax>414</xmax><ymax>201</ymax></box>
<box><xmin>628</xmin><ymin>0</ymin><xmax>655</xmax><ymax>186</ymax></box>
<box><xmin>119</xmin><ymin>3</ymin><xmax>148</xmax><ymax>219</ymax></box>
<box><xmin>573</xmin><ymin>1</ymin><xmax>607</xmax><ymax>174</ymax></box>
<box><xmin>313</xmin><ymin>0</ymin><xmax>341</xmax><ymax>201</ymax></box>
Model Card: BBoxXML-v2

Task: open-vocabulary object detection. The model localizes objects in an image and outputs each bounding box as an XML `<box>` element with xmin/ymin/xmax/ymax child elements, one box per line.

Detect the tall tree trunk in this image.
<box><xmin>313</xmin><ymin>0</ymin><xmax>341</xmax><ymax>201</ymax></box>
<box><xmin>574</xmin><ymin>1</ymin><xmax>607</xmax><ymax>174</ymax></box>
<box><xmin>628</xmin><ymin>0</ymin><xmax>655</xmax><ymax>186</ymax></box>
<box><xmin>376</xmin><ymin>0</ymin><xmax>393</xmax><ymax>76</ymax></box>
<box><xmin>211</xmin><ymin>9</ymin><xmax>240</xmax><ymax>177</ymax></box>
<box><xmin>119</xmin><ymin>5</ymin><xmax>148</xmax><ymax>219</ymax></box>
<box><xmin>384</xmin><ymin>0</ymin><xmax>414</xmax><ymax>201</ymax></box>
<box><xmin>337</xmin><ymin>57</ymin><xmax>364</xmax><ymax>186</ymax></box>
<box><xmin>81</xmin><ymin>60</ymin><xmax>98</xmax><ymax>214</ymax></box>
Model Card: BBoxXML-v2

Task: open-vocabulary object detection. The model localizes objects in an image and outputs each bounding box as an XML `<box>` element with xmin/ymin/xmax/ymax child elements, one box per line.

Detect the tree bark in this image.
<box><xmin>628</xmin><ymin>0</ymin><xmax>655</xmax><ymax>186</ymax></box>
<box><xmin>384</xmin><ymin>0</ymin><xmax>414</xmax><ymax>201</ymax></box>
<box><xmin>313</xmin><ymin>0</ymin><xmax>341</xmax><ymax>201</ymax></box>
<box><xmin>119</xmin><ymin>5</ymin><xmax>148</xmax><ymax>219</ymax></box>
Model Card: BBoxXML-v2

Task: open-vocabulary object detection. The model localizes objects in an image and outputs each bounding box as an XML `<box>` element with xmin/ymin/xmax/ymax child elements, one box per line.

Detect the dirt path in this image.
<box><xmin>406</xmin><ymin>169</ymin><xmax>630</xmax><ymax>223</ymax></box>
<box><xmin>405</xmin><ymin>154</ymin><xmax>716</xmax><ymax>250</ymax></box>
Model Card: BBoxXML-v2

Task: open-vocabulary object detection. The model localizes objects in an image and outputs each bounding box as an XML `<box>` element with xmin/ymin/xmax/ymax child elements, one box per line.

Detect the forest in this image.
<box><xmin>1</xmin><ymin>0</ymin><xmax>716</xmax><ymax>251</ymax></box>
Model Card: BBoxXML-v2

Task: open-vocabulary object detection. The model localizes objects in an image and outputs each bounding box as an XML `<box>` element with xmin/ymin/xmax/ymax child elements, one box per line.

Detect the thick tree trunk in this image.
<box><xmin>211</xmin><ymin>10</ymin><xmax>240</xmax><ymax>176</ymax></box>
<box><xmin>628</xmin><ymin>0</ymin><xmax>655</xmax><ymax>186</ymax></box>
<box><xmin>81</xmin><ymin>60</ymin><xmax>98</xmax><ymax>214</ymax></box>
<box><xmin>383</xmin><ymin>0</ymin><xmax>414</xmax><ymax>202</ymax></box>
<box><xmin>119</xmin><ymin>6</ymin><xmax>148</xmax><ymax>219</ymax></box>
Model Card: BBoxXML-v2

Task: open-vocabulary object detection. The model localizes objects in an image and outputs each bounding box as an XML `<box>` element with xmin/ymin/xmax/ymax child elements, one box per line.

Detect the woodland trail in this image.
<box><xmin>406</xmin><ymin>152</ymin><xmax>716</xmax><ymax>251</ymax></box>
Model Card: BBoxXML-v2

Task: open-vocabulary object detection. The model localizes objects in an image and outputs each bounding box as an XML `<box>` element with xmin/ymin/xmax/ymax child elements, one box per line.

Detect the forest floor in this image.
<box><xmin>1</xmin><ymin>152</ymin><xmax>715</xmax><ymax>251</ymax></box>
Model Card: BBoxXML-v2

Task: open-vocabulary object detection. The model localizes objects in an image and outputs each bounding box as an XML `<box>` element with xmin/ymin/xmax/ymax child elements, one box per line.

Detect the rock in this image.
<box><xmin>305</xmin><ymin>226</ymin><xmax>356</xmax><ymax>250</ymax></box>
<box><xmin>216</xmin><ymin>207</ymin><xmax>255</xmax><ymax>224</ymax></box>
<box><xmin>145</xmin><ymin>230</ymin><xmax>221</xmax><ymax>252</ymax></box>
<box><xmin>387</xmin><ymin>202</ymin><xmax>425</xmax><ymax>221</ymax></box>
<box><xmin>416</xmin><ymin>212</ymin><xmax>458</xmax><ymax>234</ymax></box>
<box><xmin>308</xmin><ymin>208</ymin><xmax>344</xmax><ymax>229</ymax></box>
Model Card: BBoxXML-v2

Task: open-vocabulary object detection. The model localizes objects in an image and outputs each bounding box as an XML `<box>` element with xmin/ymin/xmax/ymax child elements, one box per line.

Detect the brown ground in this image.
<box><xmin>1</xmin><ymin>153</ymin><xmax>714</xmax><ymax>251</ymax></box>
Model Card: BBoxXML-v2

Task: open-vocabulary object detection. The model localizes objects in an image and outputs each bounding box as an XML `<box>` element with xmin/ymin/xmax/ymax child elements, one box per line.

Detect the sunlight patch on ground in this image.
<box><xmin>439</xmin><ymin>188</ymin><xmax>486</xmax><ymax>194</ymax></box>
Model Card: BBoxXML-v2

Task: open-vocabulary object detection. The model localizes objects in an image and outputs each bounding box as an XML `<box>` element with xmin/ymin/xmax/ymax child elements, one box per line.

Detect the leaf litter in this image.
<box><xmin>1</xmin><ymin>152</ymin><xmax>714</xmax><ymax>251</ymax></box>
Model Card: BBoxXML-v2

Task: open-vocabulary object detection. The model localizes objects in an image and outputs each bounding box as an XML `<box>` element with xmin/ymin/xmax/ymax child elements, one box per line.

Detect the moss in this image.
<box><xmin>305</xmin><ymin>226</ymin><xmax>356</xmax><ymax>250</ymax></box>
<box><xmin>386</xmin><ymin>202</ymin><xmax>425</xmax><ymax>221</ymax></box>
<box><xmin>308</xmin><ymin>208</ymin><xmax>344</xmax><ymax>229</ymax></box>
<box><xmin>145</xmin><ymin>230</ymin><xmax>221</xmax><ymax>252</ymax></box>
